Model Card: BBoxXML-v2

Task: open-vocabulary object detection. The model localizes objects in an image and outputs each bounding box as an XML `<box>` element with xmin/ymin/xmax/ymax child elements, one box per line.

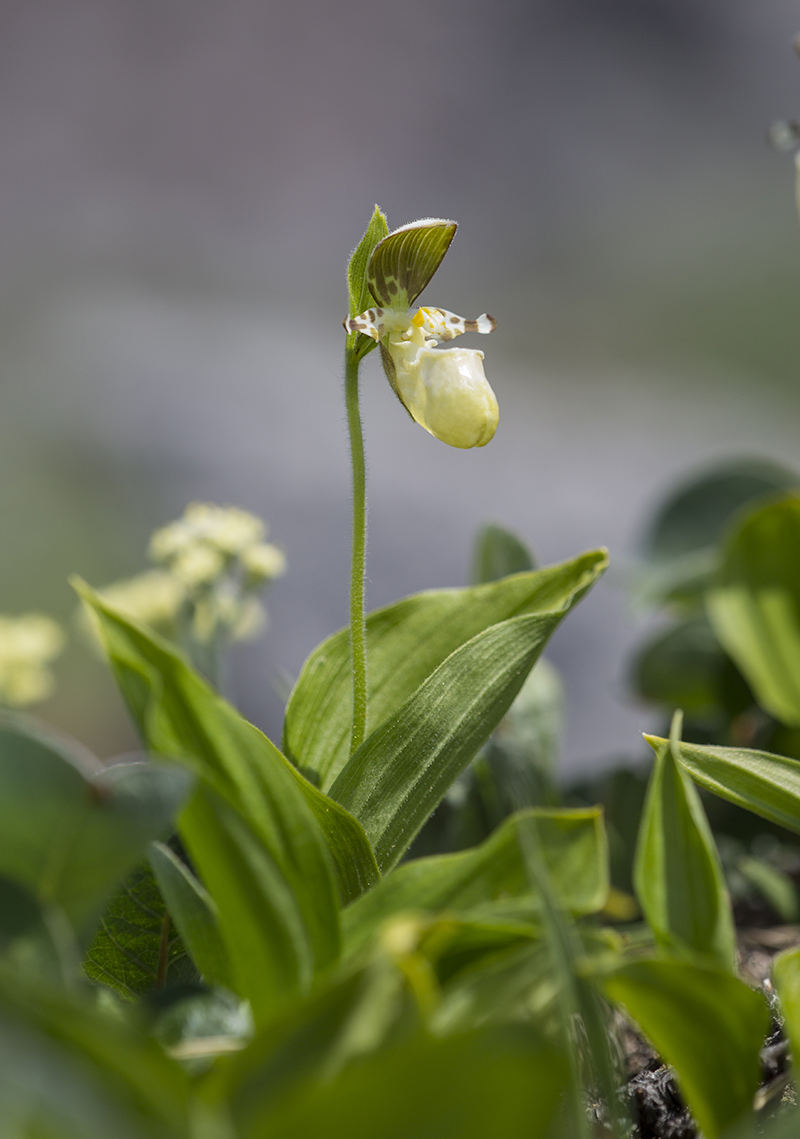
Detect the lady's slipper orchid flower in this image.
<box><xmin>344</xmin><ymin>219</ymin><xmax>499</xmax><ymax>449</ymax></box>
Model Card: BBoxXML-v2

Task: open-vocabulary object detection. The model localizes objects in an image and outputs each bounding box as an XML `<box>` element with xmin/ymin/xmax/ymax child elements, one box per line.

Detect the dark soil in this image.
<box><xmin>620</xmin><ymin>927</ymin><xmax>800</xmax><ymax>1139</ymax></box>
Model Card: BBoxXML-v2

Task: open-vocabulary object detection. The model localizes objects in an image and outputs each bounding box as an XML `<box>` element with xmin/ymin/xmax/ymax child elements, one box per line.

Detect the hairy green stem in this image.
<box><xmin>345</xmin><ymin>347</ymin><xmax>368</xmax><ymax>752</ymax></box>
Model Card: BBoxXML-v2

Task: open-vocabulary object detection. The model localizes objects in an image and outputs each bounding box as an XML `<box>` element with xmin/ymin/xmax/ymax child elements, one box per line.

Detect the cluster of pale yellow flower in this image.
<box><xmin>93</xmin><ymin>502</ymin><xmax>285</xmax><ymax>649</ymax></box>
<box><xmin>0</xmin><ymin>613</ymin><xmax>64</xmax><ymax>706</ymax></box>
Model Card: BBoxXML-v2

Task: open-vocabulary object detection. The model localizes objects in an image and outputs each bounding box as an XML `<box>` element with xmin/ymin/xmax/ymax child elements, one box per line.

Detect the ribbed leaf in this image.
<box><xmin>707</xmin><ymin>494</ymin><xmax>800</xmax><ymax>726</ymax></box>
<box><xmin>180</xmin><ymin>785</ymin><xmax>325</xmax><ymax>1025</ymax></box>
<box><xmin>654</xmin><ymin>734</ymin><xmax>800</xmax><ymax>836</ymax></box>
<box><xmin>635</xmin><ymin>725</ymin><xmax>735</xmax><ymax>971</ymax></box>
<box><xmin>602</xmin><ymin>959</ymin><xmax>768</xmax><ymax>1139</ymax></box>
<box><xmin>342</xmin><ymin>807</ymin><xmax>608</xmax><ymax>956</ymax></box>
<box><xmin>148</xmin><ymin>841</ymin><xmax>233</xmax><ymax>990</ymax></box>
<box><xmin>329</xmin><ymin>610</ymin><xmax>574</xmax><ymax>870</ymax></box>
<box><xmin>367</xmin><ymin>218</ymin><xmax>456</xmax><ymax>309</ymax></box>
<box><xmin>78</xmin><ymin>580</ymin><xmax>376</xmax><ymax>898</ymax></box>
<box><xmin>75</xmin><ymin>586</ymin><xmax>352</xmax><ymax>1022</ymax></box>
<box><xmin>284</xmin><ymin>550</ymin><xmax>607</xmax><ymax>791</ymax></box>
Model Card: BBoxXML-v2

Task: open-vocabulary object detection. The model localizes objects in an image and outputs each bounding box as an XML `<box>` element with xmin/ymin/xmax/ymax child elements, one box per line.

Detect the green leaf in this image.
<box><xmin>653</xmin><ymin>734</ymin><xmax>800</xmax><ymax>837</ymax></box>
<box><xmin>342</xmin><ymin>807</ymin><xmax>608</xmax><ymax>956</ymax></box>
<box><xmin>347</xmin><ymin>204</ymin><xmax>389</xmax><ymax>318</ymax></box>
<box><xmin>642</xmin><ymin>459</ymin><xmax>799</xmax><ymax>564</ymax></box>
<box><xmin>148</xmin><ymin>841</ymin><xmax>233</xmax><ymax>990</ymax></box>
<box><xmin>0</xmin><ymin>717</ymin><xmax>190</xmax><ymax>942</ymax></box>
<box><xmin>602</xmin><ymin>958</ymin><xmax>769</xmax><ymax>1139</ymax></box>
<box><xmin>243</xmin><ymin>1025</ymin><xmax>569</xmax><ymax>1139</ymax></box>
<box><xmin>737</xmin><ymin>855</ymin><xmax>799</xmax><ymax>923</ymax></box>
<box><xmin>470</xmin><ymin>522</ymin><xmax>536</xmax><ymax>584</ymax></box>
<box><xmin>367</xmin><ymin>217</ymin><xmax>457</xmax><ymax>309</ymax></box>
<box><xmin>346</xmin><ymin>204</ymin><xmax>389</xmax><ymax>360</ymax></box>
<box><xmin>330</xmin><ymin>610</ymin><xmax>578</xmax><ymax>871</ymax></box>
<box><xmin>635</xmin><ymin>723</ymin><xmax>735</xmax><ymax>970</ymax></box>
<box><xmin>707</xmin><ymin>494</ymin><xmax>800</xmax><ymax>726</ymax></box>
<box><xmin>634</xmin><ymin>459</ymin><xmax>799</xmax><ymax>610</ymax></box>
<box><xmin>515</xmin><ymin>816</ymin><xmax>622</xmax><ymax>1139</ymax></box>
<box><xmin>772</xmin><ymin>947</ymin><xmax>800</xmax><ymax>1081</ymax></box>
<box><xmin>180</xmin><ymin>784</ymin><xmax>331</xmax><ymax>1025</ymax></box>
<box><xmin>83</xmin><ymin>860</ymin><xmax>197</xmax><ymax>1000</ymax></box>
<box><xmin>77</xmin><ymin>581</ymin><xmax>378</xmax><ymax>907</ymax></box>
<box><xmin>0</xmin><ymin>971</ymin><xmax>191</xmax><ymax>1138</ymax></box>
<box><xmin>631</xmin><ymin>616</ymin><xmax>735</xmax><ymax>713</ymax></box>
<box><xmin>285</xmin><ymin>550</ymin><xmax>607</xmax><ymax>791</ymax></box>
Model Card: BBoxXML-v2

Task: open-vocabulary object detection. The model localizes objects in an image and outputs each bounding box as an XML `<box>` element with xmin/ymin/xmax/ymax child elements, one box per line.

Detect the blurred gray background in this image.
<box><xmin>2</xmin><ymin>0</ymin><xmax>800</xmax><ymax>775</ymax></box>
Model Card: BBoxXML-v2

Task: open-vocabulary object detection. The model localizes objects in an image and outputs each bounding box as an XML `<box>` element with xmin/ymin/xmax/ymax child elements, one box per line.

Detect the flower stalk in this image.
<box><xmin>344</xmin><ymin>343</ymin><xmax>369</xmax><ymax>753</ymax></box>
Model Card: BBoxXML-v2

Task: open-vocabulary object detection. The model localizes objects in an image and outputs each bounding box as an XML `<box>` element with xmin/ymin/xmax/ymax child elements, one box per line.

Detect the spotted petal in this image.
<box><xmin>368</xmin><ymin>219</ymin><xmax>457</xmax><ymax>309</ymax></box>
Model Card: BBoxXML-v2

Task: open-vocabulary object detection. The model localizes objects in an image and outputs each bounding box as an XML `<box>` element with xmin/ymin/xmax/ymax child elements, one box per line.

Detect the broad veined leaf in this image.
<box><xmin>602</xmin><ymin>958</ymin><xmax>769</xmax><ymax>1139</ymax></box>
<box><xmin>330</xmin><ymin>609</ymin><xmax>583</xmax><ymax>871</ymax></box>
<box><xmin>652</xmin><ymin>734</ymin><xmax>800</xmax><ymax>837</ymax></box>
<box><xmin>470</xmin><ymin>522</ymin><xmax>535</xmax><ymax>584</ymax></box>
<box><xmin>84</xmin><ymin>860</ymin><xmax>197</xmax><ymax>1000</ymax></box>
<box><xmin>77</xmin><ymin>582</ymin><xmax>379</xmax><ymax>907</ymax></box>
<box><xmin>148</xmin><ymin>841</ymin><xmax>233</xmax><ymax>990</ymax></box>
<box><xmin>0</xmin><ymin>717</ymin><xmax>190</xmax><ymax>943</ymax></box>
<box><xmin>342</xmin><ymin>808</ymin><xmax>608</xmax><ymax>956</ymax></box>
<box><xmin>285</xmin><ymin>549</ymin><xmax>607</xmax><ymax>792</ymax></box>
<box><xmin>708</xmin><ymin>494</ymin><xmax>800</xmax><ymax>726</ymax></box>
<box><xmin>635</xmin><ymin>723</ymin><xmax>735</xmax><ymax>971</ymax></box>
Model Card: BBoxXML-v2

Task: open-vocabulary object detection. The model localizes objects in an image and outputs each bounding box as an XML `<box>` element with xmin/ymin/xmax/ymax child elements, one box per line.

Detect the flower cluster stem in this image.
<box><xmin>344</xmin><ymin>347</ymin><xmax>368</xmax><ymax>752</ymax></box>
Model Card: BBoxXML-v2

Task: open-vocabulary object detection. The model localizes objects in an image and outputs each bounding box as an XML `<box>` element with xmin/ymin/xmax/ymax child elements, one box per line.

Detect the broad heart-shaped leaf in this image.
<box><xmin>0</xmin><ymin>717</ymin><xmax>190</xmax><ymax>943</ymax></box>
<box><xmin>470</xmin><ymin>522</ymin><xmax>536</xmax><ymax>584</ymax></box>
<box><xmin>601</xmin><ymin>959</ymin><xmax>769</xmax><ymax>1139</ymax></box>
<box><xmin>635</xmin><ymin>733</ymin><xmax>735</xmax><ymax>971</ymax></box>
<box><xmin>342</xmin><ymin>807</ymin><xmax>608</xmax><ymax>957</ymax></box>
<box><xmin>149</xmin><ymin>841</ymin><xmax>233</xmax><ymax>990</ymax></box>
<box><xmin>84</xmin><ymin>860</ymin><xmax>198</xmax><ymax>1000</ymax></box>
<box><xmin>284</xmin><ymin>549</ymin><xmax>607</xmax><ymax>792</ymax></box>
<box><xmin>330</xmin><ymin>610</ymin><xmax>580</xmax><ymax>871</ymax></box>
<box><xmin>367</xmin><ymin>217</ymin><xmax>457</xmax><ymax>309</ymax></box>
<box><xmin>707</xmin><ymin>494</ymin><xmax>800</xmax><ymax>726</ymax></box>
<box><xmin>654</xmin><ymin>734</ymin><xmax>800</xmax><ymax>836</ymax></box>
